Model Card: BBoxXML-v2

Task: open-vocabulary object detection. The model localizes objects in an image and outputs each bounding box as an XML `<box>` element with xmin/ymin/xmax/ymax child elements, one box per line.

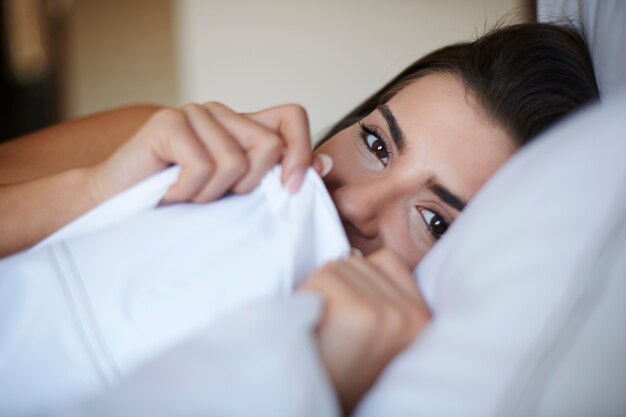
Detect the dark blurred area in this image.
<box><xmin>0</xmin><ymin>0</ymin><xmax>69</xmax><ymax>142</ymax></box>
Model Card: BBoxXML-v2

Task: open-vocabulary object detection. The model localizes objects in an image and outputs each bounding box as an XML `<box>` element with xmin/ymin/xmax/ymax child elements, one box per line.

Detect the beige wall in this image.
<box><xmin>64</xmin><ymin>0</ymin><xmax>527</xmax><ymax>135</ymax></box>
<box><xmin>64</xmin><ymin>0</ymin><xmax>177</xmax><ymax>118</ymax></box>
<box><xmin>174</xmin><ymin>0</ymin><xmax>527</xmax><ymax>137</ymax></box>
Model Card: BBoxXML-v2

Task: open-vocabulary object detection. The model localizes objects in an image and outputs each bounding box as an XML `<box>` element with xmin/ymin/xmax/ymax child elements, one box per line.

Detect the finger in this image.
<box><xmin>336</xmin><ymin>259</ymin><xmax>388</xmax><ymax>308</ymax></box>
<box><xmin>331</xmin><ymin>258</ymin><xmax>422</xmax><ymax>367</ymax></box>
<box><xmin>346</xmin><ymin>254</ymin><xmax>428</xmax><ymax>344</ymax></box>
<box><xmin>180</xmin><ymin>104</ymin><xmax>248</xmax><ymax>203</ymax></box>
<box><xmin>151</xmin><ymin>110</ymin><xmax>215</xmax><ymax>204</ymax></box>
<box><xmin>302</xmin><ymin>261</ymin><xmax>361</xmax><ymax>301</ymax></box>
<box><xmin>305</xmin><ymin>262</ymin><xmax>389</xmax><ymax>347</ymax></box>
<box><xmin>312</xmin><ymin>153</ymin><xmax>333</xmax><ymax>178</ymax></box>
<box><xmin>302</xmin><ymin>261</ymin><xmax>383</xmax><ymax>316</ymax></box>
<box><xmin>202</xmin><ymin>102</ymin><xmax>283</xmax><ymax>193</ymax></box>
<box><xmin>346</xmin><ymin>255</ymin><xmax>409</xmax><ymax>307</ymax></box>
<box><xmin>361</xmin><ymin>249</ymin><xmax>431</xmax><ymax>348</ymax></box>
<box><xmin>366</xmin><ymin>248</ymin><xmax>427</xmax><ymax>307</ymax></box>
<box><xmin>245</xmin><ymin>104</ymin><xmax>313</xmax><ymax>193</ymax></box>
<box><xmin>305</xmin><ymin>258</ymin><xmax>396</xmax><ymax>312</ymax></box>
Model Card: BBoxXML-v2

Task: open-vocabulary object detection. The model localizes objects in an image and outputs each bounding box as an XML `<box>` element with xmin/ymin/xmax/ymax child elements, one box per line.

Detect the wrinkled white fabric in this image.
<box><xmin>37</xmin><ymin>166</ymin><xmax>183</xmax><ymax>246</ymax></box>
<box><xmin>0</xmin><ymin>166</ymin><xmax>349</xmax><ymax>416</ymax></box>
<box><xmin>56</xmin><ymin>294</ymin><xmax>340</xmax><ymax>417</ymax></box>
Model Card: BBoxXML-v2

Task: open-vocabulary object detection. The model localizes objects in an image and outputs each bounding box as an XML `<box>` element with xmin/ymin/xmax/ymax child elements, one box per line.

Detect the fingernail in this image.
<box><xmin>317</xmin><ymin>153</ymin><xmax>333</xmax><ymax>178</ymax></box>
<box><xmin>286</xmin><ymin>167</ymin><xmax>306</xmax><ymax>194</ymax></box>
<box><xmin>351</xmin><ymin>248</ymin><xmax>363</xmax><ymax>257</ymax></box>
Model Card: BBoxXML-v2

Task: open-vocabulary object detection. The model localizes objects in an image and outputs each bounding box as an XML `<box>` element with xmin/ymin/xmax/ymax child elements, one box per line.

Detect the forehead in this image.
<box><xmin>386</xmin><ymin>73</ymin><xmax>516</xmax><ymax>199</ymax></box>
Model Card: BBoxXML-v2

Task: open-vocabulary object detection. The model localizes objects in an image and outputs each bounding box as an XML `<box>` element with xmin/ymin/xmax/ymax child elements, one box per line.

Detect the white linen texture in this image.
<box><xmin>0</xmin><ymin>166</ymin><xmax>349</xmax><ymax>416</ymax></box>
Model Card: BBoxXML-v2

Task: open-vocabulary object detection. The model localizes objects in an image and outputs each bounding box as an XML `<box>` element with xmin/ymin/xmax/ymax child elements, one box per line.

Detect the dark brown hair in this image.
<box><xmin>317</xmin><ymin>23</ymin><xmax>599</xmax><ymax>147</ymax></box>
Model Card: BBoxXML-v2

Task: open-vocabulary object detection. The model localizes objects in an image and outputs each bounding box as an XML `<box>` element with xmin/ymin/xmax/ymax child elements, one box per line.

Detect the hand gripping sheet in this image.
<box><xmin>0</xmin><ymin>166</ymin><xmax>349</xmax><ymax>415</ymax></box>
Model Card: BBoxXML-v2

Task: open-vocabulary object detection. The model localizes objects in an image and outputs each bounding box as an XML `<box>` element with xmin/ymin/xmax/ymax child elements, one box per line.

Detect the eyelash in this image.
<box><xmin>417</xmin><ymin>206</ymin><xmax>450</xmax><ymax>241</ymax></box>
<box><xmin>357</xmin><ymin>122</ymin><xmax>393</xmax><ymax>166</ymax></box>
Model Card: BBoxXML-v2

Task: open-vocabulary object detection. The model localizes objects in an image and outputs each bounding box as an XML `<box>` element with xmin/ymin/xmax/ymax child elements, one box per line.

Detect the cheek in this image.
<box><xmin>386</xmin><ymin>226</ymin><xmax>430</xmax><ymax>271</ymax></box>
<box><xmin>379</xmin><ymin>208</ymin><xmax>433</xmax><ymax>271</ymax></box>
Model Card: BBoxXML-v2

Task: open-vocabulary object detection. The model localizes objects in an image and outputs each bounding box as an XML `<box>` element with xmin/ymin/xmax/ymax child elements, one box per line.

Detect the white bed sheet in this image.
<box><xmin>0</xmin><ymin>166</ymin><xmax>349</xmax><ymax>416</ymax></box>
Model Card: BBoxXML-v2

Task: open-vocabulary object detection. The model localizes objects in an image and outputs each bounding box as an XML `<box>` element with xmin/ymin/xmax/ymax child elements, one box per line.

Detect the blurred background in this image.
<box><xmin>0</xmin><ymin>0</ymin><xmax>531</xmax><ymax>143</ymax></box>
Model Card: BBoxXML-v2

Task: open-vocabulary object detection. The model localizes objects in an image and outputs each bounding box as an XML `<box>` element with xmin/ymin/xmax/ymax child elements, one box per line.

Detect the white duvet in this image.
<box><xmin>0</xmin><ymin>166</ymin><xmax>349</xmax><ymax>416</ymax></box>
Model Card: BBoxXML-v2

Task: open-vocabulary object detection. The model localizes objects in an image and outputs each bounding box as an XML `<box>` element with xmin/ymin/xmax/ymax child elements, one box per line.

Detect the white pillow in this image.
<box><xmin>538</xmin><ymin>0</ymin><xmax>626</xmax><ymax>98</ymax></box>
<box><xmin>355</xmin><ymin>94</ymin><xmax>626</xmax><ymax>416</ymax></box>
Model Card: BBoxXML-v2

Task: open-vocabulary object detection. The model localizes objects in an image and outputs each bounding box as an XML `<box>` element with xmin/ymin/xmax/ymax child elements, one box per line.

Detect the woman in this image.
<box><xmin>0</xmin><ymin>23</ymin><xmax>598</xmax><ymax>413</ymax></box>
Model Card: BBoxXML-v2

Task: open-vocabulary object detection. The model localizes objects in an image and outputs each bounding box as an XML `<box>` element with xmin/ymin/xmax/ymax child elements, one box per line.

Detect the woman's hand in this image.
<box><xmin>91</xmin><ymin>102</ymin><xmax>322</xmax><ymax>205</ymax></box>
<box><xmin>0</xmin><ymin>102</ymin><xmax>331</xmax><ymax>257</ymax></box>
<box><xmin>301</xmin><ymin>248</ymin><xmax>431</xmax><ymax>415</ymax></box>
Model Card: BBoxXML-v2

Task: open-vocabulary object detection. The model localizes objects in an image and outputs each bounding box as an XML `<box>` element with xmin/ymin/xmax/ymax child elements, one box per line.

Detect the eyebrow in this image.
<box><xmin>377</xmin><ymin>104</ymin><xmax>405</xmax><ymax>151</ymax></box>
<box><xmin>426</xmin><ymin>178</ymin><xmax>467</xmax><ymax>212</ymax></box>
<box><xmin>376</xmin><ymin>104</ymin><xmax>466</xmax><ymax>212</ymax></box>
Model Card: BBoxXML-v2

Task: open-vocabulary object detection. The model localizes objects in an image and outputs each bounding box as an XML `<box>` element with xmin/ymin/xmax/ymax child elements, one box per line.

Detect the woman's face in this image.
<box><xmin>315</xmin><ymin>73</ymin><xmax>516</xmax><ymax>269</ymax></box>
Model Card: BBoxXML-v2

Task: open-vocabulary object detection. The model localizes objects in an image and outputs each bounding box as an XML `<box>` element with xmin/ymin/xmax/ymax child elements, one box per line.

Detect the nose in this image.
<box><xmin>327</xmin><ymin>178</ymin><xmax>387</xmax><ymax>240</ymax></box>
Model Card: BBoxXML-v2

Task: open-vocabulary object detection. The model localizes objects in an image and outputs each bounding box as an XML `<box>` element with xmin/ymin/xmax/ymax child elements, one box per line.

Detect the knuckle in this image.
<box><xmin>376</xmin><ymin>308</ymin><xmax>418</xmax><ymax>349</ymax></box>
<box><xmin>284</xmin><ymin>104</ymin><xmax>310</xmax><ymax>128</ymax></box>
<box><xmin>284</xmin><ymin>103</ymin><xmax>307</xmax><ymax>119</ymax></box>
<box><xmin>394</xmin><ymin>312</ymin><xmax>424</xmax><ymax>346</ymax></box>
<box><xmin>258</xmin><ymin>133</ymin><xmax>283</xmax><ymax>155</ymax></box>
<box><xmin>232</xmin><ymin>181</ymin><xmax>256</xmax><ymax>195</ymax></box>
<box><xmin>322</xmin><ymin>260</ymin><xmax>343</xmax><ymax>274</ymax></box>
<box><xmin>187</xmin><ymin>152</ymin><xmax>214</xmax><ymax>174</ymax></box>
<box><xmin>191</xmin><ymin>161</ymin><xmax>214</xmax><ymax>180</ymax></box>
<box><xmin>192</xmin><ymin>193</ymin><xmax>212</xmax><ymax>204</ymax></box>
<box><xmin>203</xmin><ymin>101</ymin><xmax>229</xmax><ymax>113</ymax></box>
<box><xmin>152</xmin><ymin>108</ymin><xmax>185</xmax><ymax>126</ymax></box>
<box><xmin>382</xmin><ymin>308</ymin><xmax>404</xmax><ymax>332</ymax></box>
<box><xmin>352</xmin><ymin>304</ymin><xmax>382</xmax><ymax>333</ymax></box>
<box><xmin>406</xmin><ymin>307</ymin><xmax>429</xmax><ymax>334</ymax></box>
<box><xmin>314</xmin><ymin>263</ymin><xmax>342</xmax><ymax>285</ymax></box>
<box><xmin>219</xmin><ymin>152</ymin><xmax>248</xmax><ymax>177</ymax></box>
<box><xmin>182</xmin><ymin>102</ymin><xmax>203</xmax><ymax>113</ymax></box>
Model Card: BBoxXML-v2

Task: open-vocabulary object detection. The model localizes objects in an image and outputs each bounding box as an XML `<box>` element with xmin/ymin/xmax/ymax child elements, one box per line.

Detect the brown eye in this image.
<box><xmin>369</xmin><ymin>137</ymin><xmax>389</xmax><ymax>160</ymax></box>
<box><xmin>358</xmin><ymin>122</ymin><xmax>391</xmax><ymax>166</ymax></box>
<box><xmin>418</xmin><ymin>207</ymin><xmax>449</xmax><ymax>240</ymax></box>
